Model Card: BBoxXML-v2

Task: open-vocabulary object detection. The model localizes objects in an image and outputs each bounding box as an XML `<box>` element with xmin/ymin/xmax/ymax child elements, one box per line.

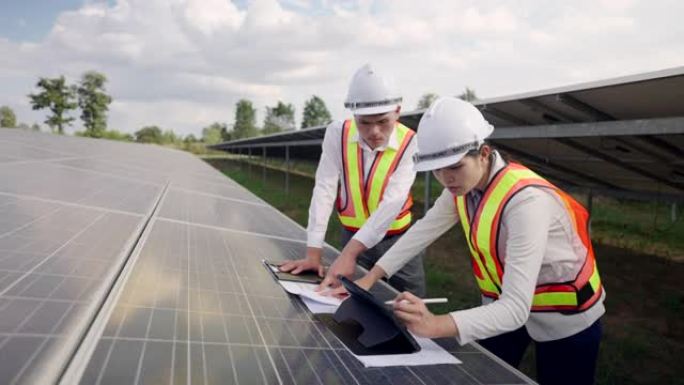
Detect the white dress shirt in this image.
<box><xmin>306</xmin><ymin>120</ymin><xmax>418</xmax><ymax>249</ymax></box>
<box><xmin>376</xmin><ymin>151</ymin><xmax>606</xmax><ymax>344</ymax></box>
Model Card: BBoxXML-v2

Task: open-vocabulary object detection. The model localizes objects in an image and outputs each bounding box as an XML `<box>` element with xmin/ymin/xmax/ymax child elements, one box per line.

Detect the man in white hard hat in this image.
<box><xmin>334</xmin><ymin>96</ymin><xmax>605</xmax><ymax>385</ymax></box>
<box><xmin>279</xmin><ymin>64</ymin><xmax>426</xmax><ymax>296</ymax></box>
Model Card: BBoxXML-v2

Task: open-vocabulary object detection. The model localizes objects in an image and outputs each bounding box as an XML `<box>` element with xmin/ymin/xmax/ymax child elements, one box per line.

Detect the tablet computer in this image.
<box><xmin>337</xmin><ymin>275</ymin><xmax>420</xmax><ymax>353</ymax></box>
<box><xmin>263</xmin><ymin>260</ymin><xmax>323</xmax><ymax>284</ymax></box>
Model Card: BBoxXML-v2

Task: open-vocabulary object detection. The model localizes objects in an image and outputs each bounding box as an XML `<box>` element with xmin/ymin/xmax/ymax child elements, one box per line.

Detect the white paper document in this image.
<box><xmin>354</xmin><ymin>336</ymin><xmax>461</xmax><ymax>367</ymax></box>
<box><xmin>277</xmin><ymin>280</ymin><xmax>343</xmax><ymax>307</ymax></box>
<box><xmin>300</xmin><ymin>295</ymin><xmax>340</xmax><ymax>314</ymax></box>
<box><xmin>271</xmin><ymin>268</ymin><xmax>460</xmax><ymax>367</ymax></box>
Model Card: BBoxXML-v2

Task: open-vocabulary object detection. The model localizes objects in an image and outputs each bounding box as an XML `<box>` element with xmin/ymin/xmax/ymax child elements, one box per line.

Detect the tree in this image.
<box><xmin>134</xmin><ymin>126</ymin><xmax>163</xmax><ymax>144</ymax></box>
<box><xmin>263</xmin><ymin>101</ymin><xmax>295</xmax><ymax>134</ymax></box>
<box><xmin>301</xmin><ymin>95</ymin><xmax>332</xmax><ymax>129</ymax></box>
<box><xmin>458</xmin><ymin>87</ymin><xmax>478</xmax><ymax>102</ymax></box>
<box><xmin>77</xmin><ymin>71</ymin><xmax>112</xmax><ymax>138</ymax></box>
<box><xmin>30</xmin><ymin>123</ymin><xmax>41</xmax><ymax>131</ymax></box>
<box><xmin>202</xmin><ymin>122</ymin><xmax>225</xmax><ymax>145</ymax></box>
<box><xmin>417</xmin><ymin>93</ymin><xmax>438</xmax><ymax>109</ymax></box>
<box><xmin>220</xmin><ymin>124</ymin><xmax>232</xmax><ymax>141</ymax></box>
<box><xmin>161</xmin><ymin>129</ymin><xmax>180</xmax><ymax>145</ymax></box>
<box><xmin>184</xmin><ymin>134</ymin><xmax>198</xmax><ymax>143</ymax></box>
<box><xmin>28</xmin><ymin>76</ymin><xmax>77</xmax><ymax>134</ymax></box>
<box><xmin>0</xmin><ymin>106</ymin><xmax>17</xmax><ymax>128</ymax></box>
<box><xmin>233</xmin><ymin>99</ymin><xmax>258</xmax><ymax>139</ymax></box>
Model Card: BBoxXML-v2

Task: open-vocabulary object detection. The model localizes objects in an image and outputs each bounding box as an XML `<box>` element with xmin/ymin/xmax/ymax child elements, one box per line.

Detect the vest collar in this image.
<box><xmin>470</xmin><ymin>150</ymin><xmax>506</xmax><ymax>197</ymax></box>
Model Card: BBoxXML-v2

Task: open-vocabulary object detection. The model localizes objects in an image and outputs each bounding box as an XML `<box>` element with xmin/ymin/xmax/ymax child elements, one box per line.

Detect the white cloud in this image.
<box><xmin>182</xmin><ymin>0</ymin><xmax>243</xmax><ymax>35</ymax></box>
<box><xmin>0</xmin><ymin>0</ymin><xmax>682</xmax><ymax>137</ymax></box>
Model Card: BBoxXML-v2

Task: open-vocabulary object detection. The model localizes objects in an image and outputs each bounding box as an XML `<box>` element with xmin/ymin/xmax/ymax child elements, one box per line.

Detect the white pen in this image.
<box><xmin>384</xmin><ymin>297</ymin><xmax>448</xmax><ymax>305</ymax></box>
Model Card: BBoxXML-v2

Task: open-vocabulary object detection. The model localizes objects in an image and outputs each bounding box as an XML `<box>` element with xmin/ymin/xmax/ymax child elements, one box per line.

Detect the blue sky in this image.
<box><xmin>0</xmin><ymin>0</ymin><xmax>263</xmax><ymax>42</ymax></box>
<box><xmin>1</xmin><ymin>0</ymin><xmax>91</xmax><ymax>42</ymax></box>
<box><xmin>0</xmin><ymin>0</ymin><xmax>682</xmax><ymax>136</ymax></box>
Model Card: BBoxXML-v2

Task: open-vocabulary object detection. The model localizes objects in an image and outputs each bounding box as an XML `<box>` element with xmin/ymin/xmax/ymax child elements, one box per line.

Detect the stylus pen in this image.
<box><xmin>384</xmin><ymin>298</ymin><xmax>448</xmax><ymax>305</ymax></box>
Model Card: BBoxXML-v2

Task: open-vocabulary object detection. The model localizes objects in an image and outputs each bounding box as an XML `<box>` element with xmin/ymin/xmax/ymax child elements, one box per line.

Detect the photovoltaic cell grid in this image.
<box><xmin>0</xmin><ymin>128</ymin><xmax>534</xmax><ymax>385</ymax></box>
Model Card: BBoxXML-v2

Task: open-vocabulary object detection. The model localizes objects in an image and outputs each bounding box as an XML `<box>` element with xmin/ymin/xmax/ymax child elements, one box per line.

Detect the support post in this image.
<box><xmin>262</xmin><ymin>146</ymin><xmax>267</xmax><ymax>184</ymax></box>
<box><xmin>672</xmin><ymin>202</ymin><xmax>678</xmax><ymax>223</ymax></box>
<box><xmin>285</xmin><ymin>146</ymin><xmax>290</xmax><ymax>195</ymax></box>
<box><xmin>424</xmin><ymin>172</ymin><xmax>431</xmax><ymax>215</ymax></box>
<box><xmin>247</xmin><ymin>147</ymin><xmax>252</xmax><ymax>177</ymax></box>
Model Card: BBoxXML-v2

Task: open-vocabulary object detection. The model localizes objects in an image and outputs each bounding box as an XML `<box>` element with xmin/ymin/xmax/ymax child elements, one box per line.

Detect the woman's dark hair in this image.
<box><xmin>464</xmin><ymin>141</ymin><xmax>517</xmax><ymax>163</ymax></box>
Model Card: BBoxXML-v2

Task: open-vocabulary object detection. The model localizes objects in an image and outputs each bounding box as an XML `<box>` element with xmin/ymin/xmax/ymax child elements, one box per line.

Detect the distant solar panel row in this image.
<box><xmin>0</xmin><ymin>128</ymin><xmax>533</xmax><ymax>384</ymax></box>
<box><xmin>213</xmin><ymin>67</ymin><xmax>684</xmax><ymax>200</ymax></box>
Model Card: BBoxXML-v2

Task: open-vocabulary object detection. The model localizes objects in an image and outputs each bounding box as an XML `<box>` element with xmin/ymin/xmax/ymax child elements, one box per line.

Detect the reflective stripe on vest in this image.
<box><xmin>454</xmin><ymin>163</ymin><xmax>603</xmax><ymax>313</ymax></box>
<box><xmin>337</xmin><ymin>119</ymin><xmax>414</xmax><ymax>234</ymax></box>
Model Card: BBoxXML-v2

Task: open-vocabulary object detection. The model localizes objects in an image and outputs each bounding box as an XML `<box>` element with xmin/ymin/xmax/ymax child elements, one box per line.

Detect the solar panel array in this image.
<box><xmin>0</xmin><ymin>128</ymin><xmax>534</xmax><ymax>384</ymax></box>
<box><xmin>212</xmin><ymin>66</ymin><xmax>684</xmax><ymax>201</ymax></box>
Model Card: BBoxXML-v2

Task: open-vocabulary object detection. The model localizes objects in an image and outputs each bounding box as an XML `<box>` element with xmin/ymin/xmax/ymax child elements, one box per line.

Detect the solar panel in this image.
<box><xmin>0</xmin><ymin>128</ymin><xmax>534</xmax><ymax>384</ymax></box>
<box><xmin>212</xmin><ymin>67</ymin><xmax>684</xmax><ymax>201</ymax></box>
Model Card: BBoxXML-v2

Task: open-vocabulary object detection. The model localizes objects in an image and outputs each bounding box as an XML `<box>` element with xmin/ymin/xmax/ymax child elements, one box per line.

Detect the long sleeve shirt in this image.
<box><xmin>375</xmin><ymin>151</ymin><xmax>606</xmax><ymax>344</ymax></box>
<box><xmin>306</xmin><ymin>120</ymin><xmax>418</xmax><ymax>249</ymax></box>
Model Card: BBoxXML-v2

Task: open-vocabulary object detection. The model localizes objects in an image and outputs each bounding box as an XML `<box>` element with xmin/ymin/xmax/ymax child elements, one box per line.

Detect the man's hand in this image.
<box><xmin>316</xmin><ymin>252</ymin><xmax>356</xmax><ymax>290</ymax></box>
<box><xmin>323</xmin><ymin>269</ymin><xmax>381</xmax><ymax>299</ymax></box>
<box><xmin>278</xmin><ymin>247</ymin><xmax>324</xmax><ymax>277</ymax></box>
<box><xmin>316</xmin><ymin>238</ymin><xmax>369</xmax><ymax>290</ymax></box>
<box><xmin>392</xmin><ymin>291</ymin><xmax>458</xmax><ymax>338</ymax></box>
<box><xmin>323</xmin><ymin>285</ymin><xmax>349</xmax><ymax>299</ymax></box>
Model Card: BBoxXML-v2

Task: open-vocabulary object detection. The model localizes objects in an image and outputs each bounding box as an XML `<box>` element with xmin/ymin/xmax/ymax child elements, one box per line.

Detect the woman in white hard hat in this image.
<box><xmin>332</xmin><ymin>96</ymin><xmax>606</xmax><ymax>385</ymax></box>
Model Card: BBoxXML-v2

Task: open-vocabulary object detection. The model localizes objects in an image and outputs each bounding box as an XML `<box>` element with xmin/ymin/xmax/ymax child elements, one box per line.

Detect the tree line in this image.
<box><xmin>214</xmin><ymin>88</ymin><xmax>476</xmax><ymax>144</ymax></box>
<box><xmin>0</xmin><ymin>70</ymin><xmax>335</xmax><ymax>150</ymax></box>
<box><xmin>1</xmin><ymin>71</ymin><xmax>476</xmax><ymax>152</ymax></box>
<box><xmin>125</xmin><ymin>94</ymin><xmax>335</xmax><ymax>149</ymax></box>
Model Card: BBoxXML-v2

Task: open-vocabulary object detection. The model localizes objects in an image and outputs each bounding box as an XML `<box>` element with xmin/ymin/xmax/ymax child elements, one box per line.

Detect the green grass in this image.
<box><xmin>217</xmin><ymin>154</ymin><xmax>684</xmax><ymax>260</ymax></box>
<box><xmin>588</xmin><ymin>196</ymin><xmax>684</xmax><ymax>260</ymax></box>
<box><xmin>206</xmin><ymin>157</ymin><xmax>684</xmax><ymax>385</ymax></box>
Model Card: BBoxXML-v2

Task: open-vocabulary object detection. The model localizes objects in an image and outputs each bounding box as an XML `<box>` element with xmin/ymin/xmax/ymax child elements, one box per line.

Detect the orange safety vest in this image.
<box><xmin>337</xmin><ymin>119</ymin><xmax>415</xmax><ymax>234</ymax></box>
<box><xmin>454</xmin><ymin>162</ymin><xmax>603</xmax><ymax>313</ymax></box>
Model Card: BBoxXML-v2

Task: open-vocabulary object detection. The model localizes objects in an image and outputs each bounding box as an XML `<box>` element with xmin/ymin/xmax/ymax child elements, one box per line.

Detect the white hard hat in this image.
<box><xmin>413</xmin><ymin>96</ymin><xmax>494</xmax><ymax>172</ymax></box>
<box><xmin>344</xmin><ymin>64</ymin><xmax>402</xmax><ymax>115</ymax></box>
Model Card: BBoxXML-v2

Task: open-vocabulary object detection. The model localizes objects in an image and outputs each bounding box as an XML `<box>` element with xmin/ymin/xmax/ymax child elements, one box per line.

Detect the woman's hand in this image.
<box><xmin>392</xmin><ymin>291</ymin><xmax>458</xmax><ymax>338</ymax></box>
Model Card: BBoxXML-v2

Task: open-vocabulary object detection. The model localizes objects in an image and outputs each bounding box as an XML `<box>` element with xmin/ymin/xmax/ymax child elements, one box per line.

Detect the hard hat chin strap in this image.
<box><xmin>413</xmin><ymin>140</ymin><xmax>481</xmax><ymax>163</ymax></box>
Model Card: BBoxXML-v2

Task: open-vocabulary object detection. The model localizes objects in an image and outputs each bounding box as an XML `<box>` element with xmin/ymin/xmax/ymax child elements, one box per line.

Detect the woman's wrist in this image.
<box><xmin>434</xmin><ymin>314</ymin><xmax>458</xmax><ymax>338</ymax></box>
